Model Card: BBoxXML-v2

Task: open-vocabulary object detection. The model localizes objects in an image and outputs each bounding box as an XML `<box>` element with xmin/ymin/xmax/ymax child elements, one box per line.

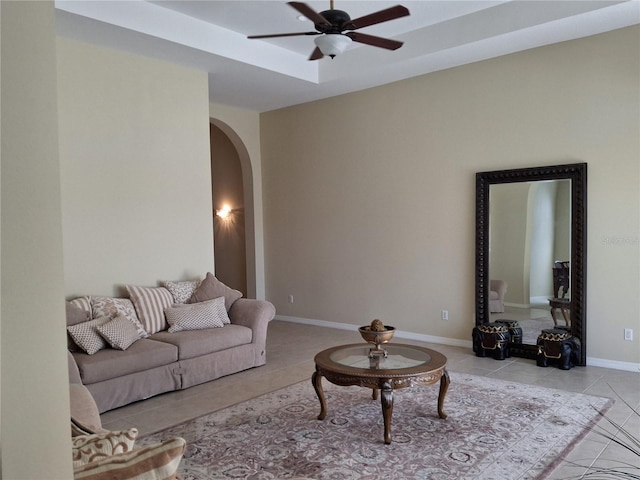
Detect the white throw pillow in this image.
<box><xmin>164</xmin><ymin>297</ymin><xmax>229</xmax><ymax>333</ymax></box>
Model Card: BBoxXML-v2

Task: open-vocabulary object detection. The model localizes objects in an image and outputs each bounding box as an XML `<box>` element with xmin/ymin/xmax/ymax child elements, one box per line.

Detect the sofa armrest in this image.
<box><xmin>69</xmin><ymin>350</ymin><xmax>83</xmax><ymax>384</ymax></box>
<box><xmin>229</xmin><ymin>298</ymin><xmax>275</xmax><ymax>337</ymax></box>
<box><xmin>229</xmin><ymin>299</ymin><xmax>275</xmax><ymax>363</ymax></box>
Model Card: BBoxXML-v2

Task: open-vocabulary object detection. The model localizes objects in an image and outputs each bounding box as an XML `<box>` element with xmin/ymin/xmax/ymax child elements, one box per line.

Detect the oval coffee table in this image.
<box><xmin>312</xmin><ymin>343</ymin><xmax>449</xmax><ymax>444</ymax></box>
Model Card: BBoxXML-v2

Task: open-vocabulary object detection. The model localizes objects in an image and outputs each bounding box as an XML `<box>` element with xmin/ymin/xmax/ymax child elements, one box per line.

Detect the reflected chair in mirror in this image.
<box><xmin>489</xmin><ymin>279</ymin><xmax>507</xmax><ymax>313</ymax></box>
<box><xmin>548</xmin><ymin>261</ymin><xmax>570</xmax><ymax>326</ymax></box>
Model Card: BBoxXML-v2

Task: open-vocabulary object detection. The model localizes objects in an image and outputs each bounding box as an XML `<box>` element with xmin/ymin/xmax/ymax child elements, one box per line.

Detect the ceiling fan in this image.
<box><xmin>247</xmin><ymin>1</ymin><xmax>410</xmax><ymax>60</ymax></box>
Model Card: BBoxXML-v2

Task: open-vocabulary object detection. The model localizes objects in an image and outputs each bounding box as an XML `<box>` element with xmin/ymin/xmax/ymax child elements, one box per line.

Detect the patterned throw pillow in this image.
<box><xmin>67</xmin><ymin>316</ymin><xmax>112</xmax><ymax>355</ymax></box>
<box><xmin>126</xmin><ymin>286</ymin><xmax>174</xmax><ymax>335</ymax></box>
<box><xmin>73</xmin><ymin>436</ymin><xmax>186</xmax><ymax>480</ymax></box>
<box><xmin>72</xmin><ymin>428</ymin><xmax>138</xmax><ymax>468</ymax></box>
<box><xmin>165</xmin><ymin>297</ymin><xmax>229</xmax><ymax>333</ymax></box>
<box><xmin>163</xmin><ymin>280</ymin><xmax>201</xmax><ymax>304</ymax></box>
<box><xmin>187</xmin><ymin>272</ymin><xmax>242</xmax><ymax>311</ymax></box>
<box><xmin>91</xmin><ymin>297</ymin><xmax>148</xmax><ymax>339</ymax></box>
<box><xmin>97</xmin><ymin>316</ymin><xmax>141</xmax><ymax>350</ymax></box>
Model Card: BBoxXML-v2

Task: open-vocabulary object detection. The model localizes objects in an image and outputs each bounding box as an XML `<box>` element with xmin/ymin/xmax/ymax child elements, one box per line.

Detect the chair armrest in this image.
<box><xmin>489</xmin><ymin>280</ymin><xmax>507</xmax><ymax>300</ymax></box>
<box><xmin>70</xmin><ymin>384</ymin><xmax>106</xmax><ymax>435</ymax></box>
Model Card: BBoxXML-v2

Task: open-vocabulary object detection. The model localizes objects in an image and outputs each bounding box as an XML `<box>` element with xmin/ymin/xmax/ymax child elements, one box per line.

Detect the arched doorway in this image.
<box><xmin>210</xmin><ymin>119</ymin><xmax>256</xmax><ymax>298</ymax></box>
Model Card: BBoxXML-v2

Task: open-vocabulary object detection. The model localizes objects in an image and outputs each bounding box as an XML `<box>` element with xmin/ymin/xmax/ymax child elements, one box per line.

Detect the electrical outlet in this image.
<box><xmin>624</xmin><ymin>328</ymin><xmax>633</xmax><ymax>341</ymax></box>
<box><xmin>441</xmin><ymin>310</ymin><xmax>449</xmax><ymax>321</ymax></box>
<box><xmin>288</xmin><ymin>294</ymin><xmax>294</xmax><ymax>304</ymax></box>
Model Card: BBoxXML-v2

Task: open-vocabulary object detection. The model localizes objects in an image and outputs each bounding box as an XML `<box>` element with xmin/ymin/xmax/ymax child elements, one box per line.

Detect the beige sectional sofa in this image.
<box><xmin>66</xmin><ymin>273</ymin><xmax>275</xmax><ymax>413</ymax></box>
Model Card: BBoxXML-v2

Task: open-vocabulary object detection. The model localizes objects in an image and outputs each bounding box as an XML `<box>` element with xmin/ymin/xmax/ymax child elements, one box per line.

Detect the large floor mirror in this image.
<box><xmin>475</xmin><ymin>163</ymin><xmax>587</xmax><ymax>365</ymax></box>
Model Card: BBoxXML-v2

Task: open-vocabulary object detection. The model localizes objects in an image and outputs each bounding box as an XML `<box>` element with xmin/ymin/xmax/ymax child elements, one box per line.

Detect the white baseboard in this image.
<box><xmin>275</xmin><ymin>315</ymin><xmax>472</xmax><ymax>349</ymax></box>
<box><xmin>586</xmin><ymin>357</ymin><xmax>640</xmax><ymax>372</ymax></box>
<box><xmin>529</xmin><ymin>296</ymin><xmax>549</xmax><ymax>305</ymax></box>
<box><xmin>504</xmin><ymin>301</ymin><xmax>551</xmax><ymax>309</ymax></box>
<box><xmin>275</xmin><ymin>315</ymin><xmax>638</xmax><ymax>372</ymax></box>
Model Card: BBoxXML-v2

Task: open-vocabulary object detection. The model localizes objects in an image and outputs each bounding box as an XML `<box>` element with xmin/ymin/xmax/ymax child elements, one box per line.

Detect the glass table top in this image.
<box><xmin>329</xmin><ymin>344</ymin><xmax>432</xmax><ymax>370</ymax></box>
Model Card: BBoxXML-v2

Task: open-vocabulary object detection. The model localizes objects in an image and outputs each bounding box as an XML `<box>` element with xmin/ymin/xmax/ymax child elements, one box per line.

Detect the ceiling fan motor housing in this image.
<box><xmin>317</xmin><ymin>9</ymin><xmax>353</xmax><ymax>33</ymax></box>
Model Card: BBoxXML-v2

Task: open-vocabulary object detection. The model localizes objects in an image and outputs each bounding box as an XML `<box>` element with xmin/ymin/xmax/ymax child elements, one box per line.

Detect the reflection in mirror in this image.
<box><xmin>489</xmin><ymin>180</ymin><xmax>571</xmax><ymax>344</ymax></box>
<box><xmin>475</xmin><ymin>163</ymin><xmax>587</xmax><ymax>365</ymax></box>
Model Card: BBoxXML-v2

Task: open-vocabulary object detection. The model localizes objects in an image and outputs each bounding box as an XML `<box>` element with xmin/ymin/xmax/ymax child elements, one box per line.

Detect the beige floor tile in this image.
<box><xmin>99</xmin><ymin>319</ymin><xmax>637</xmax><ymax>471</ymax></box>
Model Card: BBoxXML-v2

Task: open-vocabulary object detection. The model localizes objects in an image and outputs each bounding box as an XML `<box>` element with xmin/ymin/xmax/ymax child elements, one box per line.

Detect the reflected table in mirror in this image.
<box><xmin>312</xmin><ymin>343</ymin><xmax>449</xmax><ymax>444</ymax></box>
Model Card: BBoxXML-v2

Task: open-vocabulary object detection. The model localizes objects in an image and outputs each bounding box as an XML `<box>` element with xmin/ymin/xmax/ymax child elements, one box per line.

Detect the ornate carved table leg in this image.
<box><xmin>380</xmin><ymin>381</ymin><xmax>394</xmax><ymax>444</ymax></box>
<box><xmin>372</xmin><ymin>388</ymin><xmax>379</xmax><ymax>400</ymax></box>
<box><xmin>312</xmin><ymin>370</ymin><xmax>327</xmax><ymax>420</ymax></box>
<box><xmin>438</xmin><ymin>369</ymin><xmax>450</xmax><ymax>420</ymax></box>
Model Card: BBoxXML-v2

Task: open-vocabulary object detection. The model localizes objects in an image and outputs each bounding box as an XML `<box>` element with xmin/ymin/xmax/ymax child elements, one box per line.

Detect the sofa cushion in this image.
<box><xmin>73</xmin><ymin>339</ymin><xmax>178</xmax><ymax>384</ymax></box>
<box><xmin>187</xmin><ymin>272</ymin><xmax>242</xmax><ymax>311</ymax></box>
<box><xmin>165</xmin><ymin>297</ymin><xmax>229</xmax><ymax>333</ymax></box>
<box><xmin>72</xmin><ymin>428</ymin><xmax>138</xmax><ymax>468</ymax></box>
<box><xmin>68</xmin><ymin>316</ymin><xmax>112</xmax><ymax>355</ymax></box>
<box><xmin>163</xmin><ymin>279</ymin><xmax>200</xmax><ymax>304</ymax></box>
<box><xmin>126</xmin><ymin>285</ymin><xmax>174</xmax><ymax>335</ymax></box>
<box><xmin>91</xmin><ymin>296</ymin><xmax>148</xmax><ymax>339</ymax></box>
<box><xmin>97</xmin><ymin>316</ymin><xmax>141</xmax><ymax>350</ymax></box>
<box><xmin>150</xmin><ymin>324</ymin><xmax>252</xmax><ymax>360</ymax></box>
<box><xmin>73</xmin><ymin>436</ymin><xmax>186</xmax><ymax>480</ymax></box>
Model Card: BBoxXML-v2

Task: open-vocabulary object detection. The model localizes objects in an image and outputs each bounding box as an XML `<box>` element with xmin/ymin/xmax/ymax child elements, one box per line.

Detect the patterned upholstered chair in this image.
<box><xmin>70</xmin><ymin>380</ymin><xmax>186</xmax><ymax>479</ymax></box>
<box><xmin>489</xmin><ymin>279</ymin><xmax>507</xmax><ymax>313</ymax></box>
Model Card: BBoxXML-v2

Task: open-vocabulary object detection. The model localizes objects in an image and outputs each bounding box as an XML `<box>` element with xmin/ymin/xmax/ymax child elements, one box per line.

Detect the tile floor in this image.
<box><xmin>102</xmin><ymin>320</ymin><xmax>640</xmax><ymax>479</ymax></box>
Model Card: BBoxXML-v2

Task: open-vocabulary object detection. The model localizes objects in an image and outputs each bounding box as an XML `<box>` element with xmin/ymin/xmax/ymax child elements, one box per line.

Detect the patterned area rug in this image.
<box><xmin>140</xmin><ymin>372</ymin><xmax>612</xmax><ymax>480</ymax></box>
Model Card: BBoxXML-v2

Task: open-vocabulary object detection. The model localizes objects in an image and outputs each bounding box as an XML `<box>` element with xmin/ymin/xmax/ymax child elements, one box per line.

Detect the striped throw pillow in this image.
<box><xmin>70</xmin><ymin>296</ymin><xmax>92</xmax><ymax>319</ymax></box>
<box><xmin>126</xmin><ymin>286</ymin><xmax>174</xmax><ymax>335</ymax></box>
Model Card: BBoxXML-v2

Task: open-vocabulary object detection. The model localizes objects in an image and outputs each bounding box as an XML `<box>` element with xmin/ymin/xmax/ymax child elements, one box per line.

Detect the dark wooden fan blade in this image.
<box><xmin>248</xmin><ymin>31</ymin><xmax>320</xmax><ymax>39</ymax></box>
<box><xmin>308</xmin><ymin>47</ymin><xmax>324</xmax><ymax>61</ymax></box>
<box><xmin>346</xmin><ymin>32</ymin><xmax>403</xmax><ymax>50</ymax></box>
<box><xmin>345</xmin><ymin>5</ymin><xmax>410</xmax><ymax>30</ymax></box>
<box><xmin>288</xmin><ymin>2</ymin><xmax>330</xmax><ymax>27</ymax></box>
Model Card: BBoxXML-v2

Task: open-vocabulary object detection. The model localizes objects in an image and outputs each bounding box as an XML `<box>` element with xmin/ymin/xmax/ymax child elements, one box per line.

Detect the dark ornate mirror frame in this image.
<box><xmin>475</xmin><ymin>163</ymin><xmax>587</xmax><ymax>365</ymax></box>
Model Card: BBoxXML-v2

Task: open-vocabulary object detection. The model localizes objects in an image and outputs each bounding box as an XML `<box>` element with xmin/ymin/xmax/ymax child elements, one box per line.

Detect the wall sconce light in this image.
<box><xmin>216</xmin><ymin>204</ymin><xmax>232</xmax><ymax>219</ymax></box>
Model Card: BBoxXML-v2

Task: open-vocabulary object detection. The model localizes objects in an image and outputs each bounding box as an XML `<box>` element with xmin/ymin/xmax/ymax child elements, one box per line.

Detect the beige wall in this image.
<box><xmin>1</xmin><ymin>1</ymin><xmax>72</xmax><ymax>477</ymax></box>
<box><xmin>57</xmin><ymin>37</ymin><xmax>214</xmax><ymax>297</ymax></box>
<box><xmin>261</xmin><ymin>26</ymin><xmax>640</xmax><ymax>366</ymax></box>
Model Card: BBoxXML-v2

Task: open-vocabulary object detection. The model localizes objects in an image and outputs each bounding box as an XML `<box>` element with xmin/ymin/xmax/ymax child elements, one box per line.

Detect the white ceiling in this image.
<box><xmin>55</xmin><ymin>0</ymin><xmax>639</xmax><ymax>112</ymax></box>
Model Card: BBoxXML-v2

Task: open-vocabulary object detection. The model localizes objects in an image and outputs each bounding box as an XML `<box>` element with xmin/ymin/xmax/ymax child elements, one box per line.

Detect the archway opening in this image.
<box><xmin>209</xmin><ymin>119</ymin><xmax>256</xmax><ymax>298</ymax></box>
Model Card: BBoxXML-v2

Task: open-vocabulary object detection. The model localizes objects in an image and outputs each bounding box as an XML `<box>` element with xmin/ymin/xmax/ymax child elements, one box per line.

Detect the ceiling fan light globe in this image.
<box><xmin>314</xmin><ymin>34</ymin><xmax>352</xmax><ymax>58</ymax></box>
